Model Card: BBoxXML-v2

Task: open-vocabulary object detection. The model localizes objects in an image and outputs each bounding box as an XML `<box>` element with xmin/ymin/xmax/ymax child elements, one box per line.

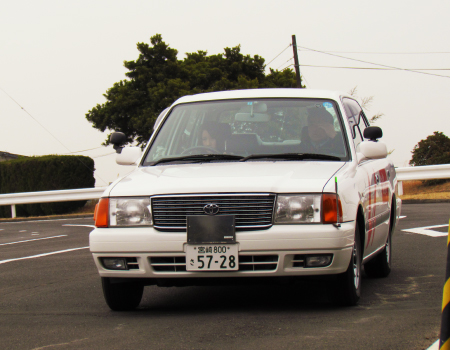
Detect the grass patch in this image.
<box><xmin>400</xmin><ymin>180</ymin><xmax>450</xmax><ymax>200</ymax></box>
<box><xmin>72</xmin><ymin>199</ymin><xmax>97</xmax><ymax>214</ymax></box>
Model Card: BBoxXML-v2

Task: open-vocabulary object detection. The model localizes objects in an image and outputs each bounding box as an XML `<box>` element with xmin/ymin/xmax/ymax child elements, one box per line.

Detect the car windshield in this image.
<box><xmin>143</xmin><ymin>98</ymin><xmax>349</xmax><ymax>165</ymax></box>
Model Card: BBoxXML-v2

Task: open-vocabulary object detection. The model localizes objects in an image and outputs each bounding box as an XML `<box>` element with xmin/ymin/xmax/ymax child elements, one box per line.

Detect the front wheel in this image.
<box><xmin>329</xmin><ymin>224</ymin><xmax>361</xmax><ymax>306</ymax></box>
<box><xmin>102</xmin><ymin>277</ymin><xmax>144</xmax><ymax>311</ymax></box>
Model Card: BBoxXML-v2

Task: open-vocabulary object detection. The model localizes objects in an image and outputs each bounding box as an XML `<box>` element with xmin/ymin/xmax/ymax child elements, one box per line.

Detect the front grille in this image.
<box><xmin>149</xmin><ymin>255</ymin><xmax>279</xmax><ymax>272</ymax></box>
<box><xmin>150</xmin><ymin>257</ymin><xmax>187</xmax><ymax>272</ymax></box>
<box><xmin>152</xmin><ymin>194</ymin><xmax>276</xmax><ymax>231</ymax></box>
<box><xmin>292</xmin><ymin>254</ymin><xmax>306</xmax><ymax>268</ymax></box>
<box><xmin>239</xmin><ymin>255</ymin><xmax>278</xmax><ymax>271</ymax></box>
<box><xmin>126</xmin><ymin>257</ymin><xmax>139</xmax><ymax>270</ymax></box>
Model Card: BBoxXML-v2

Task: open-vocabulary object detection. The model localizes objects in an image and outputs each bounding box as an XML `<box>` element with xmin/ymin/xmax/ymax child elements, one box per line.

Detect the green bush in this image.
<box><xmin>0</xmin><ymin>155</ymin><xmax>95</xmax><ymax>218</ymax></box>
<box><xmin>410</xmin><ymin>131</ymin><xmax>450</xmax><ymax>186</ymax></box>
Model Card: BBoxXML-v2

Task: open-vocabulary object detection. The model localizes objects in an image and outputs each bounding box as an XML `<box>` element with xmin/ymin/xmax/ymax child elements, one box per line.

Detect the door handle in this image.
<box><xmin>375</xmin><ymin>174</ymin><xmax>380</xmax><ymax>184</ymax></box>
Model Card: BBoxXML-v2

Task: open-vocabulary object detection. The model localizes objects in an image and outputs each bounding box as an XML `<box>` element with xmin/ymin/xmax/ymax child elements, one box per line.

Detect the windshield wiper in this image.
<box><xmin>240</xmin><ymin>153</ymin><xmax>342</xmax><ymax>162</ymax></box>
<box><xmin>149</xmin><ymin>154</ymin><xmax>244</xmax><ymax>166</ymax></box>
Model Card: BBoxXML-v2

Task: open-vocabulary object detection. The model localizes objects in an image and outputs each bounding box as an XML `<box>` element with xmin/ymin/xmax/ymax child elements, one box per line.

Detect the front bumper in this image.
<box><xmin>90</xmin><ymin>222</ymin><xmax>355</xmax><ymax>279</ymax></box>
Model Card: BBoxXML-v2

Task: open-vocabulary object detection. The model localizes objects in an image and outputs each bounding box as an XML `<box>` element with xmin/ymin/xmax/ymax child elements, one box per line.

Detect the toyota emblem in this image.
<box><xmin>203</xmin><ymin>203</ymin><xmax>220</xmax><ymax>215</ymax></box>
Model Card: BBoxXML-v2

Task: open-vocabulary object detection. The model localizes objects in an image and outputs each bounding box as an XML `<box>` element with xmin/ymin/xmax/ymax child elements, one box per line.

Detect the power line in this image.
<box><xmin>93</xmin><ymin>152</ymin><xmax>115</xmax><ymax>159</ymax></box>
<box><xmin>62</xmin><ymin>146</ymin><xmax>104</xmax><ymax>154</ymax></box>
<box><xmin>299</xmin><ymin>50</ymin><xmax>450</xmax><ymax>55</ymax></box>
<box><xmin>301</xmin><ymin>72</ymin><xmax>312</xmax><ymax>88</ymax></box>
<box><xmin>297</xmin><ymin>46</ymin><xmax>450</xmax><ymax>79</ymax></box>
<box><xmin>0</xmin><ymin>87</ymin><xmax>76</xmax><ymax>152</ymax></box>
<box><xmin>277</xmin><ymin>58</ymin><xmax>294</xmax><ymax>70</ymax></box>
<box><xmin>300</xmin><ymin>64</ymin><xmax>450</xmax><ymax>71</ymax></box>
<box><xmin>0</xmin><ymin>86</ymin><xmax>108</xmax><ymax>184</ymax></box>
<box><xmin>279</xmin><ymin>63</ymin><xmax>294</xmax><ymax>71</ymax></box>
<box><xmin>266</xmin><ymin>44</ymin><xmax>291</xmax><ymax>66</ymax></box>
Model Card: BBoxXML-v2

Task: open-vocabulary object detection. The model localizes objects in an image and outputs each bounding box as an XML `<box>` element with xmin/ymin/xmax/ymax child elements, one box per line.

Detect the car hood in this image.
<box><xmin>107</xmin><ymin>161</ymin><xmax>346</xmax><ymax>197</ymax></box>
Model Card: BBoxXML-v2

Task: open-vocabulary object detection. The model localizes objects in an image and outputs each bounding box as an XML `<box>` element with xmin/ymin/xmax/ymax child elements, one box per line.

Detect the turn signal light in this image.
<box><xmin>95</xmin><ymin>198</ymin><xmax>109</xmax><ymax>228</ymax></box>
<box><xmin>322</xmin><ymin>194</ymin><xmax>343</xmax><ymax>224</ymax></box>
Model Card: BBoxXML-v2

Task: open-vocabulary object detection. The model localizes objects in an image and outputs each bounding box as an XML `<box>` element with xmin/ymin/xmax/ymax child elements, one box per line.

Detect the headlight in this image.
<box><xmin>274</xmin><ymin>195</ymin><xmax>321</xmax><ymax>224</ymax></box>
<box><xmin>109</xmin><ymin>197</ymin><xmax>152</xmax><ymax>226</ymax></box>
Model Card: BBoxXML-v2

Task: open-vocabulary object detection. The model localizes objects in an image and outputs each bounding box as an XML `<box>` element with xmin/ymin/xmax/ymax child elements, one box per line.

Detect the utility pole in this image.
<box><xmin>292</xmin><ymin>35</ymin><xmax>302</xmax><ymax>88</ymax></box>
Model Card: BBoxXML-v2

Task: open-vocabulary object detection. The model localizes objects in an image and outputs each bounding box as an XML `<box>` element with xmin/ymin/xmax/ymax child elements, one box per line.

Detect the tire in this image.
<box><xmin>102</xmin><ymin>277</ymin><xmax>144</xmax><ymax>311</ymax></box>
<box><xmin>364</xmin><ymin>219</ymin><xmax>392</xmax><ymax>278</ymax></box>
<box><xmin>329</xmin><ymin>224</ymin><xmax>362</xmax><ymax>306</ymax></box>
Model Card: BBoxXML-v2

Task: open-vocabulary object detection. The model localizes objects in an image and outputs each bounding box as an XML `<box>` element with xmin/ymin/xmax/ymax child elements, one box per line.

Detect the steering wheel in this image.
<box><xmin>181</xmin><ymin>146</ymin><xmax>219</xmax><ymax>155</ymax></box>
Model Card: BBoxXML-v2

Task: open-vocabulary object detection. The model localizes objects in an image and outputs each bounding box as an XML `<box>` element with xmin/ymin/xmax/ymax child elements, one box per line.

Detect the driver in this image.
<box><xmin>300</xmin><ymin>108</ymin><xmax>342</xmax><ymax>153</ymax></box>
<box><xmin>200</xmin><ymin>122</ymin><xmax>230</xmax><ymax>152</ymax></box>
<box><xmin>201</xmin><ymin>127</ymin><xmax>217</xmax><ymax>149</ymax></box>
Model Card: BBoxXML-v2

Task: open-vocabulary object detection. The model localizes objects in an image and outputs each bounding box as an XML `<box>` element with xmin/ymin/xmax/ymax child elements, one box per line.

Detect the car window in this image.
<box><xmin>143</xmin><ymin>98</ymin><xmax>350</xmax><ymax>165</ymax></box>
<box><xmin>342</xmin><ymin>98</ymin><xmax>367</xmax><ymax>152</ymax></box>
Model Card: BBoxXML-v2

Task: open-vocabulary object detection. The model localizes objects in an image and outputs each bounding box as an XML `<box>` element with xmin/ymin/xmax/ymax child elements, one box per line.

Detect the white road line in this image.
<box><xmin>19</xmin><ymin>230</ymin><xmax>27</xmax><ymax>232</ymax></box>
<box><xmin>399</xmin><ymin>216</ymin><xmax>406</xmax><ymax>219</ymax></box>
<box><xmin>427</xmin><ymin>340</ymin><xmax>439</xmax><ymax>350</ymax></box>
<box><xmin>0</xmin><ymin>235</ymin><xmax>67</xmax><ymax>246</ymax></box>
<box><xmin>0</xmin><ymin>246</ymin><xmax>89</xmax><ymax>265</ymax></box>
<box><xmin>402</xmin><ymin>224</ymin><xmax>449</xmax><ymax>237</ymax></box>
<box><xmin>62</xmin><ymin>224</ymin><xmax>95</xmax><ymax>228</ymax></box>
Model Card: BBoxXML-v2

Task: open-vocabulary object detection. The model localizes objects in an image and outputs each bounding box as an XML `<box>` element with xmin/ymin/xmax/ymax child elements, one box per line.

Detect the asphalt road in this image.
<box><xmin>0</xmin><ymin>203</ymin><xmax>449</xmax><ymax>350</ymax></box>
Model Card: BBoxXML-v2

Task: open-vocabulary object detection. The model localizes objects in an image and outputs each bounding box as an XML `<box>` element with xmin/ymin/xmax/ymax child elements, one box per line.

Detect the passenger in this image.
<box><xmin>300</xmin><ymin>108</ymin><xmax>343</xmax><ymax>153</ymax></box>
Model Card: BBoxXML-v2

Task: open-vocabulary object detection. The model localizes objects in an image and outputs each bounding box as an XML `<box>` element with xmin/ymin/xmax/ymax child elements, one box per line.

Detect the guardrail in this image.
<box><xmin>0</xmin><ymin>187</ymin><xmax>107</xmax><ymax>218</ymax></box>
<box><xmin>396</xmin><ymin>164</ymin><xmax>450</xmax><ymax>196</ymax></box>
<box><xmin>0</xmin><ymin>164</ymin><xmax>449</xmax><ymax>218</ymax></box>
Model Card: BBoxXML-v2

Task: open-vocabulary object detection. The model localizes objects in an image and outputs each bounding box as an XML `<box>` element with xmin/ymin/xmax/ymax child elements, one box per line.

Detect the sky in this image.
<box><xmin>1</xmin><ymin>0</ymin><xmax>450</xmax><ymax>187</ymax></box>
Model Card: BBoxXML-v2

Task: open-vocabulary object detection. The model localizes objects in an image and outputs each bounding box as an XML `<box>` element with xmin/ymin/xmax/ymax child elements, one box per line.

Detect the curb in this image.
<box><xmin>401</xmin><ymin>199</ymin><xmax>450</xmax><ymax>204</ymax></box>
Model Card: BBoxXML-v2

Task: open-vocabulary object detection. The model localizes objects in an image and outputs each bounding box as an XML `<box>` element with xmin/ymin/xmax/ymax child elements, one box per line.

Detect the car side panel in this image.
<box><xmin>362</xmin><ymin>159</ymin><xmax>392</xmax><ymax>257</ymax></box>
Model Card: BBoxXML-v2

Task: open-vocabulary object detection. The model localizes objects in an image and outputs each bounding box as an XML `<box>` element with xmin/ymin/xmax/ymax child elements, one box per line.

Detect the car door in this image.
<box><xmin>369</xmin><ymin>160</ymin><xmax>392</xmax><ymax>249</ymax></box>
<box><xmin>342</xmin><ymin>98</ymin><xmax>389</xmax><ymax>258</ymax></box>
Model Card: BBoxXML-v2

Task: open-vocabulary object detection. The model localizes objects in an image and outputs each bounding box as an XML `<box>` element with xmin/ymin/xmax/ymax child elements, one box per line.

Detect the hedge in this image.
<box><xmin>0</xmin><ymin>155</ymin><xmax>95</xmax><ymax>218</ymax></box>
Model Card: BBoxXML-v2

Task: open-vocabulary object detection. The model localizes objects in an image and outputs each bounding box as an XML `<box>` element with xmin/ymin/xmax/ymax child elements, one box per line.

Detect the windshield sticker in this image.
<box><xmin>247</xmin><ymin>102</ymin><xmax>253</xmax><ymax>105</ymax></box>
<box><xmin>323</xmin><ymin>102</ymin><xmax>333</xmax><ymax>109</ymax></box>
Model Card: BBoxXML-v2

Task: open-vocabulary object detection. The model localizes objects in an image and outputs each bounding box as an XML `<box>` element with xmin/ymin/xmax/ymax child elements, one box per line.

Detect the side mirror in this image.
<box><xmin>116</xmin><ymin>147</ymin><xmax>142</xmax><ymax>166</ymax></box>
<box><xmin>110</xmin><ymin>132</ymin><xmax>127</xmax><ymax>153</ymax></box>
<box><xmin>357</xmin><ymin>141</ymin><xmax>387</xmax><ymax>163</ymax></box>
<box><xmin>364</xmin><ymin>126</ymin><xmax>383</xmax><ymax>141</ymax></box>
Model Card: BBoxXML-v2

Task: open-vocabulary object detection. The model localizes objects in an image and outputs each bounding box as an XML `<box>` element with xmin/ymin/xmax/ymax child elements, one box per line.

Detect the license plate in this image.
<box><xmin>186</xmin><ymin>244</ymin><xmax>239</xmax><ymax>271</ymax></box>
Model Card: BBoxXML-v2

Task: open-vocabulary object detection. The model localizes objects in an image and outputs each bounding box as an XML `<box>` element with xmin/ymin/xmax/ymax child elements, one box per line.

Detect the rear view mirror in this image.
<box><xmin>235</xmin><ymin>102</ymin><xmax>271</xmax><ymax>122</ymax></box>
<box><xmin>235</xmin><ymin>113</ymin><xmax>271</xmax><ymax>122</ymax></box>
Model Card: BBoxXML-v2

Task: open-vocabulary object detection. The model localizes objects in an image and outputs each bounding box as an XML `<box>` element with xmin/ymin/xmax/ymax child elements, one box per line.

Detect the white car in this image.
<box><xmin>90</xmin><ymin>88</ymin><xmax>401</xmax><ymax>311</ymax></box>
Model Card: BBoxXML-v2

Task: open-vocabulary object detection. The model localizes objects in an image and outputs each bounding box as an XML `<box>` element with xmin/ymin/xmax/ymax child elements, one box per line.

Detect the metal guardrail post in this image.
<box><xmin>11</xmin><ymin>205</ymin><xmax>16</xmax><ymax>218</ymax></box>
<box><xmin>440</xmin><ymin>220</ymin><xmax>450</xmax><ymax>349</ymax></box>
